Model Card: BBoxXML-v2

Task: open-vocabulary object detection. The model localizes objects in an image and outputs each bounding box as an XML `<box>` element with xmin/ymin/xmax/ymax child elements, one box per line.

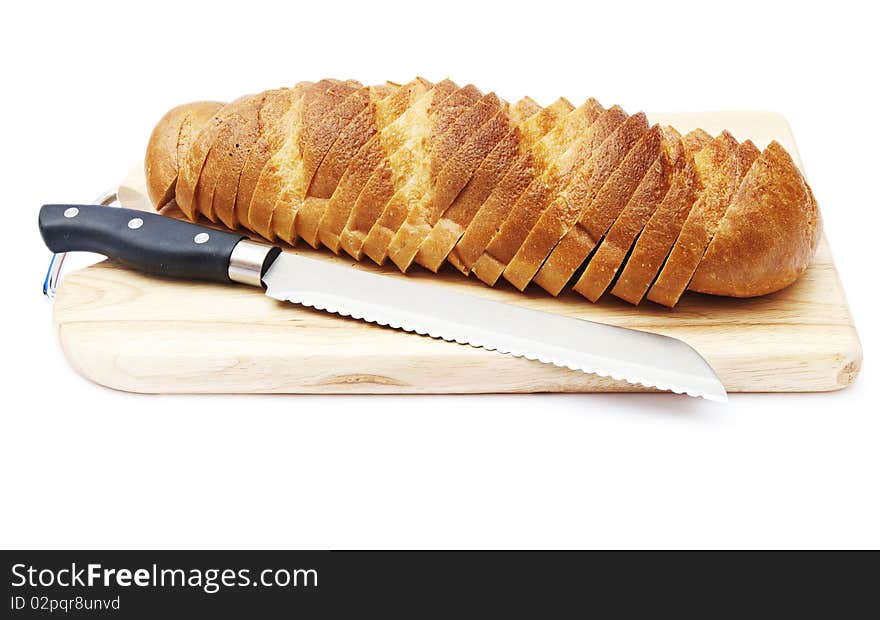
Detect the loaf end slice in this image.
<box><xmin>145</xmin><ymin>101</ymin><xmax>224</xmax><ymax>210</ymax></box>
<box><xmin>688</xmin><ymin>141</ymin><xmax>820</xmax><ymax>296</ymax></box>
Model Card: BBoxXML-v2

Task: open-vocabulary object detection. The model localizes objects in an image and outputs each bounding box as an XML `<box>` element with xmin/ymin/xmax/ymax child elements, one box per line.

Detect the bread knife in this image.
<box><xmin>38</xmin><ymin>204</ymin><xmax>727</xmax><ymax>401</ymax></box>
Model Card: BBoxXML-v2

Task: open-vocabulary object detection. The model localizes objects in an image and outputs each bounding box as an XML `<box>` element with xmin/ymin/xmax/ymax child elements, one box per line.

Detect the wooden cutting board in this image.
<box><xmin>53</xmin><ymin>111</ymin><xmax>862</xmax><ymax>394</ymax></box>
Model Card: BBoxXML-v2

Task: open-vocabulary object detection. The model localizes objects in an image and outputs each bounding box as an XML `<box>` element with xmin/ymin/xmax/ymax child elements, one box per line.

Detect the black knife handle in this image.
<box><xmin>39</xmin><ymin>204</ymin><xmax>250</xmax><ymax>284</ymax></box>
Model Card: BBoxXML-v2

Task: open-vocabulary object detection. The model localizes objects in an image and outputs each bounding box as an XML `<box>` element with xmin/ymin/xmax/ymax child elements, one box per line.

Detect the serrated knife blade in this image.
<box><xmin>262</xmin><ymin>252</ymin><xmax>727</xmax><ymax>402</ymax></box>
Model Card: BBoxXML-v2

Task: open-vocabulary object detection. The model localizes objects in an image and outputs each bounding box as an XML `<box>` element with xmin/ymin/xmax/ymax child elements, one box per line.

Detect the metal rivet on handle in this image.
<box><xmin>194</xmin><ymin>233</ymin><xmax>210</xmax><ymax>244</ymax></box>
<box><xmin>63</xmin><ymin>207</ymin><xmax>79</xmax><ymax>218</ymax></box>
<box><xmin>127</xmin><ymin>217</ymin><xmax>143</xmax><ymax>230</ymax></box>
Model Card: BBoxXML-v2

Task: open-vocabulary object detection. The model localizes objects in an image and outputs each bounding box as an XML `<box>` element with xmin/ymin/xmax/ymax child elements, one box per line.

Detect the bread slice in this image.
<box><xmin>270</xmin><ymin>79</ymin><xmax>363</xmax><ymax>243</ymax></box>
<box><xmin>413</xmin><ymin>96</ymin><xmax>542</xmax><ymax>272</ymax></box>
<box><xmin>446</xmin><ymin>98</ymin><xmax>574</xmax><ymax>274</ymax></box>
<box><xmin>385</xmin><ymin>92</ymin><xmax>508</xmax><ymax>270</ymax></box>
<box><xmin>294</xmin><ymin>85</ymin><xmax>385</xmax><ymax>247</ymax></box>
<box><xmin>610</xmin><ymin>129</ymin><xmax>711</xmax><ymax>304</ymax></box>
<box><xmin>647</xmin><ymin>134</ymin><xmax>760</xmax><ymax>306</ymax></box>
<box><xmin>209</xmin><ymin>93</ymin><xmax>267</xmax><ymax>229</ymax></box>
<box><xmin>357</xmin><ymin>84</ymin><xmax>486</xmax><ymax>264</ymax></box>
<box><xmin>572</xmin><ymin>126</ymin><xmax>680</xmax><ymax>301</ymax></box>
<box><xmin>246</xmin><ymin>82</ymin><xmax>322</xmax><ymax>240</ymax></box>
<box><xmin>470</xmin><ymin>99</ymin><xmax>606</xmax><ymax>287</ymax></box>
<box><xmin>459</xmin><ymin>101</ymin><xmax>585</xmax><ymax>285</ymax></box>
<box><xmin>688</xmin><ymin>141</ymin><xmax>820</xmax><ymax>297</ymax></box>
<box><xmin>532</xmin><ymin>112</ymin><xmax>650</xmax><ymax>295</ymax></box>
<box><xmin>233</xmin><ymin>88</ymin><xmax>301</xmax><ymax>233</ymax></box>
<box><xmin>195</xmin><ymin>95</ymin><xmax>264</xmax><ymax>224</ymax></box>
<box><xmin>145</xmin><ymin>101</ymin><xmax>223</xmax><ymax>210</ymax></box>
<box><xmin>267</xmin><ymin>80</ymin><xmax>362</xmax><ymax>244</ymax></box>
<box><xmin>310</xmin><ymin>83</ymin><xmax>402</xmax><ymax>250</ymax></box>
<box><xmin>175</xmin><ymin>97</ymin><xmax>249</xmax><ymax>221</ymax></box>
<box><xmin>501</xmin><ymin>106</ymin><xmax>630</xmax><ymax>292</ymax></box>
<box><xmin>340</xmin><ymin>81</ymin><xmax>474</xmax><ymax>262</ymax></box>
<box><xmin>319</xmin><ymin>78</ymin><xmax>433</xmax><ymax>253</ymax></box>
<box><xmin>503</xmin><ymin>103</ymin><xmax>643</xmax><ymax>291</ymax></box>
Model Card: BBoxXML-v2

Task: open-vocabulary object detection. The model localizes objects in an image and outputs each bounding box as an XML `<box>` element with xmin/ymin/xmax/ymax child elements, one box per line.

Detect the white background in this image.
<box><xmin>2</xmin><ymin>1</ymin><xmax>877</xmax><ymax>549</ymax></box>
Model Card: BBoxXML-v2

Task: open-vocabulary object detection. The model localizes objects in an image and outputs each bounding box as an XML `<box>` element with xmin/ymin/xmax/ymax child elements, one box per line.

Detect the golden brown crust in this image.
<box><xmin>472</xmin><ymin>99</ymin><xmax>605</xmax><ymax>287</ymax></box>
<box><xmin>682</xmin><ymin>128</ymin><xmax>712</xmax><ymax>153</ymax></box>
<box><xmin>194</xmin><ymin>96</ymin><xmax>258</xmax><ymax>224</ymax></box>
<box><xmin>269</xmin><ymin>80</ymin><xmax>349</xmax><ymax>244</ymax></box>
<box><xmin>415</xmin><ymin>97</ymin><xmax>542</xmax><ymax>272</ymax></box>
<box><xmin>311</xmin><ymin>85</ymin><xmax>395</xmax><ymax>199</ymax></box>
<box><xmin>688</xmin><ymin>141</ymin><xmax>820</xmax><ymax>296</ymax></box>
<box><xmin>463</xmin><ymin>100</ymin><xmax>580</xmax><ymax>283</ymax></box>
<box><xmin>209</xmin><ymin>94</ymin><xmax>266</xmax><ymax>229</ymax></box>
<box><xmin>388</xmin><ymin>92</ymin><xmax>507</xmax><ymax>271</ymax></box>
<box><xmin>144</xmin><ymin>102</ymin><xmax>220</xmax><ymax>209</ymax></box>
<box><xmin>245</xmin><ymin>83</ymin><xmax>314</xmax><ymax>240</ymax></box>
<box><xmin>337</xmin><ymin>80</ymin><xmax>453</xmax><ymax>260</ymax></box>
<box><xmin>573</xmin><ymin>126</ymin><xmax>680</xmax><ymax>301</ymax></box>
<box><xmin>311</xmin><ymin>84</ymin><xmax>399</xmax><ymax>250</ymax></box>
<box><xmin>501</xmin><ymin>101</ymin><xmax>627</xmax><ymax>291</ymax></box>
<box><xmin>280</xmin><ymin>80</ymin><xmax>363</xmax><ymax>244</ymax></box>
<box><xmin>295</xmin><ymin>85</ymin><xmax>390</xmax><ymax>247</ymax></box>
<box><xmin>518</xmin><ymin>107</ymin><xmax>645</xmax><ymax>296</ymax></box>
<box><xmin>351</xmin><ymin>81</ymin><xmax>476</xmax><ymax>264</ymax></box>
<box><xmin>567</xmin><ymin>124</ymin><xmax>666</xmax><ymax>300</ymax></box>
<box><xmin>647</xmin><ymin>134</ymin><xmax>760</xmax><ymax>307</ymax></box>
<box><xmin>610</xmin><ymin>129</ymin><xmax>711</xmax><ymax>304</ymax></box>
<box><xmin>447</xmin><ymin>98</ymin><xmax>574</xmax><ymax>274</ymax></box>
<box><xmin>320</xmin><ymin>78</ymin><xmax>433</xmax><ymax>254</ymax></box>
<box><xmin>145</xmin><ymin>108</ymin><xmax>185</xmax><ymax>209</ymax></box>
<box><xmin>532</xmin><ymin>112</ymin><xmax>650</xmax><ymax>295</ymax></box>
<box><xmin>150</xmin><ymin>81</ymin><xmax>822</xmax><ymax>306</ymax></box>
<box><xmin>175</xmin><ymin>98</ymin><xmax>248</xmax><ymax>221</ymax></box>
<box><xmin>234</xmin><ymin>88</ymin><xmax>299</xmax><ymax>232</ymax></box>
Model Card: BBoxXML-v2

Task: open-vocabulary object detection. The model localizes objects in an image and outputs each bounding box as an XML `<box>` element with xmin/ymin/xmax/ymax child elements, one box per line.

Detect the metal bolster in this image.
<box><xmin>228</xmin><ymin>239</ymin><xmax>278</xmax><ymax>287</ymax></box>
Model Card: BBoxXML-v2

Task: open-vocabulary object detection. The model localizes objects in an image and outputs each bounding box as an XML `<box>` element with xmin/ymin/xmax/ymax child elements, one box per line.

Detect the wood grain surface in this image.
<box><xmin>54</xmin><ymin>111</ymin><xmax>862</xmax><ymax>394</ymax></box>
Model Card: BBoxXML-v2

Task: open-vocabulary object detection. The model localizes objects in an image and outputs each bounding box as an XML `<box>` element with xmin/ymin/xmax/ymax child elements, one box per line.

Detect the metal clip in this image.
<box><xmin>42</xmin><ymin>189</ymin><xmax>119</xmax><ymax>299</ymax></box>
